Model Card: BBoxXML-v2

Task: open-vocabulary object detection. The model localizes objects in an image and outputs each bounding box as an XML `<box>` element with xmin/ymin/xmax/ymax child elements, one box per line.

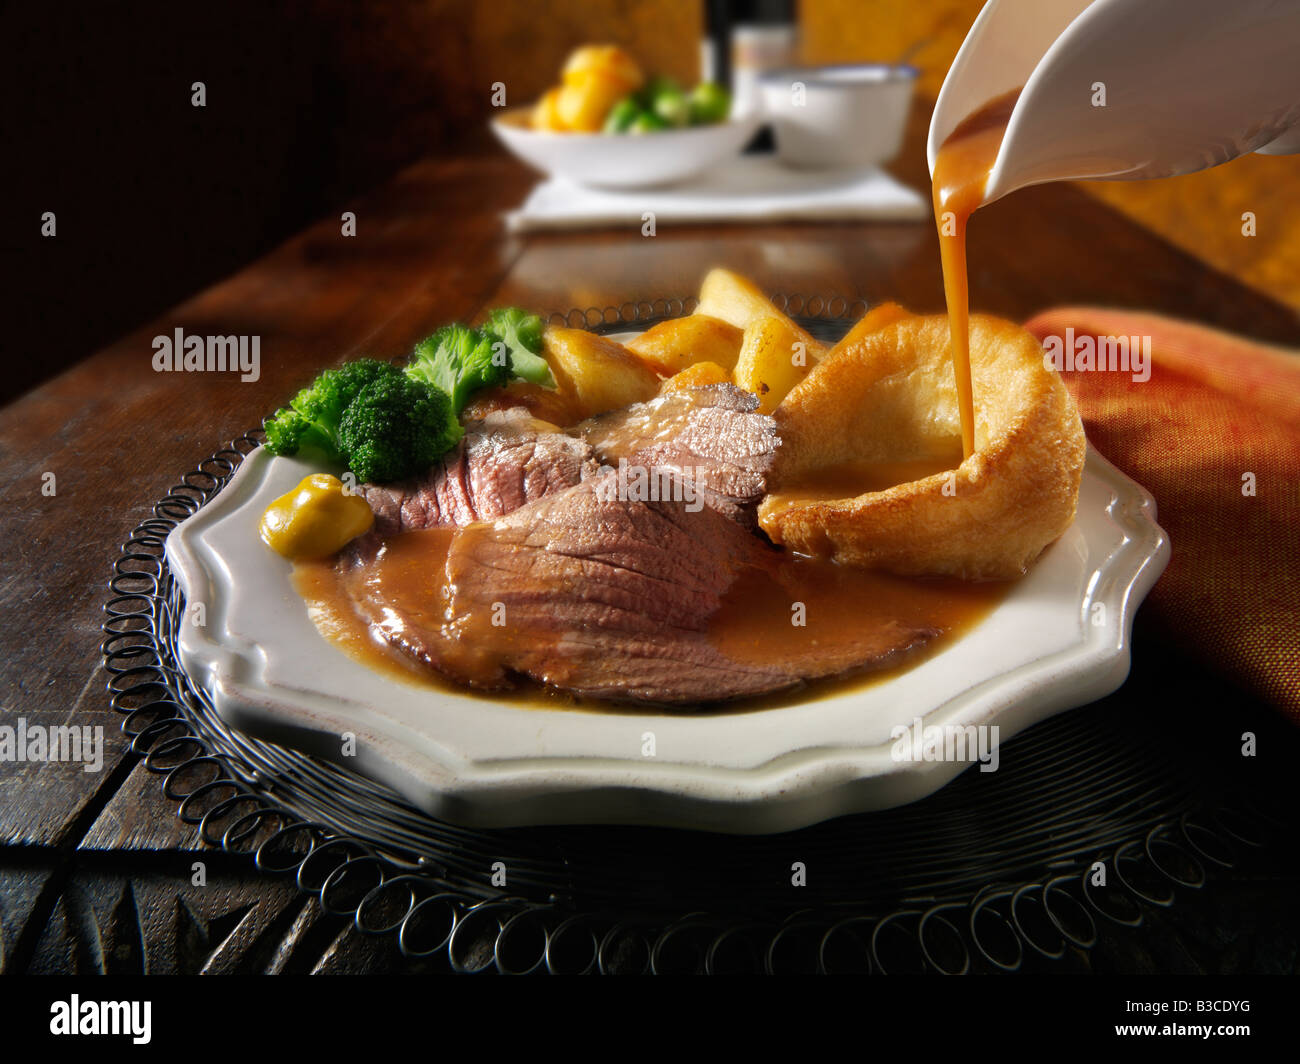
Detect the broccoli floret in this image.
<box><xmin>264</xmin><ymin>309</ymin><xmax>560</xmax><ymax>485</ymax></box>
<box><xmin>305</xmin><ymin>359</ymin><xmax>393</xmax><ymax>416</ymax></box>
<box><xmin>263</xmin><ymin>358</ymin><xmax>395</xmax><ymax>462</ymax></box>
<box><xmin>337</xmin><ymin>373</ymin><xmax>462</xmax><ymax>483</ymax></box>
<box><xmin>406</xmin><ymin>324</ymin><xmax>509</xmax><ymax>415</ymax></box>
<box><xmin>481</xmin><ymin>307</ymin><xmax>556</xmax><ymax>388</ymax></box>
<box><xmin>262</xmin><ymin>407</ymin><xmax>315</xmax><ymax>457</ymax></box>
<box><xmin>264</xmin><ymin>358</ymin><xmax>462</xmax><ymax>482</ymax></box>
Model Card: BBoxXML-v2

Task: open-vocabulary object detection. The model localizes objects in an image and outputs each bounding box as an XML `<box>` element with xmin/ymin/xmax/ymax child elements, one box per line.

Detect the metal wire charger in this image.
<box><xmin>102</xmin><ymin>299</ymin><xmax>1288</xmax><ymax>974</ymax></box>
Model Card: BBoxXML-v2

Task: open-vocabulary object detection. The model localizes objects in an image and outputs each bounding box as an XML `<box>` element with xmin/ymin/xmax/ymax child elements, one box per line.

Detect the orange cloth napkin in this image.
<box><xmin>1023</xmin><ymin>308</ymin><xmax>1300</xmax><ymax>722</ymax></box>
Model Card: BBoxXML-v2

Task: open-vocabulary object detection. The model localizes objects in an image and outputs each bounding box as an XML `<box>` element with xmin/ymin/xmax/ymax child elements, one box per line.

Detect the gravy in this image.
<box><xmin>932</xmin><ymin>88</ymin><xmax>1021</xmax><ymax>459</ymax></box>
<box><xmin>293</xmin><ymin>529</ymin><xmax>1007</xmax><ymax>713</ymax></box>
<box><xmin>763</xmin><ymin>455</ymin><xmax>960</xmax><ymax>515</ymax></box>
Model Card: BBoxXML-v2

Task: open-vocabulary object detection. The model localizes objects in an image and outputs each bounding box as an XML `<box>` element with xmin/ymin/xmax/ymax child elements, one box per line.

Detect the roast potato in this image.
<box><xmin>555</xmin><ymin>74</ymin><xmax>630</xmax><ymax>132</ymax></box>
<box><xmin>695</xmin><ymin>268</ymin><xmax>828</xmax><ymax>360</ymax></box>
<box><xmin>547</xmin><ymin>45</ymin><xmax>644</xmax><ymax>132</ymax></box>
<box><xmin>626</xmin><ymin>314</ymin><xmax>744</xmax><ymax>376</ymax></box>
<box><xmin>816</xmin><ymin>301</ymin><xmax>909</xmax><ymax>364</ymax></box>
<box><xmin>561</xmin><ymin>45</ymin><xmax>643</xmax><ymax>94</ymax></box>
<box><xmin>732</xmin><ymin>316</ymin><xmax>811</xmax><ymax>414</ymax></box>
<box><xmin>543</xmin><ymin>326</ymin><xmax>660</xmax><ymax>418</ymax></box>
<box><xmin>659</xmin><ymin>360</ymin><xmax>732</xmax><ymax>393</ymax></box>
<box><xmin>532</xmin><ymin>87</ymin><xmax>568</xmax><ymax>132</ymax></box>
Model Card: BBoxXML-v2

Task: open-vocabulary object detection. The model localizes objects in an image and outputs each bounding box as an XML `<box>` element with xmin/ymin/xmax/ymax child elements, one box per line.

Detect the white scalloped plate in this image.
<box><xmin>166</xmin><ymin>425</ymin><xmax>1168</xmax><ymax>834</ymax></box>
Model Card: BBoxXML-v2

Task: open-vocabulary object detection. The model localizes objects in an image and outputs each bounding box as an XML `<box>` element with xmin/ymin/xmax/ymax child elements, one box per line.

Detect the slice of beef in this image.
<box><xmin>336</xmin><ymin>387</ymin><xmax>924</xmax><ymax>704</ymax></box>
<box><xmin>575</xmin><ymin>383</ymin><xmax>779</xmax><ymax>524</ymax></box>
<box><xmin>358</xmin><ymin>409</ymin><xmax>601</xmax><ymax>537</ymax></box>
<box><xmin>343</xmin><ymin>467</ymin><xmax>936</xmax><ymax>704</ymax></box>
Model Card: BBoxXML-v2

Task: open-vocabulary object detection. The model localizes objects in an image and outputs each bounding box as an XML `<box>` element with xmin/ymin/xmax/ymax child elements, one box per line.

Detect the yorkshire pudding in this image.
<box><xmin>758</xmin><ymin>312</ymin><xmax>1086</xmax><ymax>580</ymax></box>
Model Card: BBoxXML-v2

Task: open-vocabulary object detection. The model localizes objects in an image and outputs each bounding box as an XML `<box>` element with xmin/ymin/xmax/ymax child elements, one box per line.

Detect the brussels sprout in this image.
<box><xmin>603</xmin><ymin>96</ymin><xmax>640</xmax><ymax>134</ymax></box>
<box><xmin>688</xmin><ymin>81</ymin><xmax>731</xmax><ymax>125</ymax></box>
<box><xmin>628</xmin><ymin>110</ymin><xmax>668</xmax><ymax>134</ymax></box>
<box><xmin>641</xmin><ymin>75</ymin><xmax>682</xmax><ymax>104</ymax></box>
<box><xmin>652</xmin><ymin>86</ymin><xmax>691</xmax><ymax>127</ymax></box>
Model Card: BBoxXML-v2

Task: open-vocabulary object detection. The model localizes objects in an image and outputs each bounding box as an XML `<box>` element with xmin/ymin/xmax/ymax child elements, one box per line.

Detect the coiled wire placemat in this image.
<box><xmin>101</xmin><ymin>300</ymin><xmax>1290</xmax><ymax>974</ymax></box>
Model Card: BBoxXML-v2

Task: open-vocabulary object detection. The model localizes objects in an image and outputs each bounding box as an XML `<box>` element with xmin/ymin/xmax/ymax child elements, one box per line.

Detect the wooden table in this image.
<box><xmin>2</xmin><ymin>130</ymin><xmax>1297</xmax><ymax>974</ymax></box>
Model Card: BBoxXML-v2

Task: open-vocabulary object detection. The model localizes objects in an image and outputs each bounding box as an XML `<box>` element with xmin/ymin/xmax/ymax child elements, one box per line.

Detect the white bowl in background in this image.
<box><xmin>491</xmin><ymin>108</ymin><xmax>763</xmax><ymax>189</ymax></box>
<box><xmin>760</xmin><ymin>64</ymin><xmax>917</xmax><ymax>169</ymax></box>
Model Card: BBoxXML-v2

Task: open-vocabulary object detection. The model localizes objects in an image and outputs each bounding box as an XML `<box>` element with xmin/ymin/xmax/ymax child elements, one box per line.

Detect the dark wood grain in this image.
<box><xmin>1</xmin><ymin>115</ymin><xmax>1297</xmax><ymax>971</ymax></box>
<box><xmin>0</xmin><ymin>867</ymin><xmax>56</xmax><ymax>973</ymax></box>
<box><xmin>23</xmin><ymin>863</ymin><xmax>431</xmax><ymax>975</ymax></box>
<box><xmin>78</xmin><ymin>762</ymin><xmax>205</xmax><ymax>854</ymax></box>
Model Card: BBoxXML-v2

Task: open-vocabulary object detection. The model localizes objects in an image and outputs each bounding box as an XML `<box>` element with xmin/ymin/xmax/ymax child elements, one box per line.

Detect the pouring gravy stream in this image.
<box><xmin>932</xmin><ymin>88</ymin><xmax>1022</xmax><ymax>460</ymax></box>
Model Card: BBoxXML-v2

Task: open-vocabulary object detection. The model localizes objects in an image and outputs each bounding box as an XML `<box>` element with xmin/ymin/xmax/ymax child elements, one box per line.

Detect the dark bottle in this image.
<box><xmin>705</xmin><ymin>1</ymin><xmax>797</xmax><ymax>114</ymax></box>
<box><xmin>704</xmin><ymin>1</ymin><xmax>797</xmax><ymax>151</ymax></box>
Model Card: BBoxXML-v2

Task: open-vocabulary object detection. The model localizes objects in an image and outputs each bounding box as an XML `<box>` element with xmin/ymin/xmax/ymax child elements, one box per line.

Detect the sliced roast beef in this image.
<box><xmin>357</xmin><ymin>384</ymin><xmax>777</xmax><ymax>540</ymax></box>
<box><xmin>358</xmin><ymin>409</ymin><xmax>601</xmax><ymax>536</ymax></box>
<box><xmin>341</xmin><ymin>467</ymin><xmax>936</xmax><ymax>704</ymax></box>
<box><xmin>335</xmin><ymin>386</ymin><xmax>926</xmax><ymax>705</ymax></box>
<box><xmin>576</xmin><ymin>383</ymin><xmax>779</xmax><ymax>524</ymax></box>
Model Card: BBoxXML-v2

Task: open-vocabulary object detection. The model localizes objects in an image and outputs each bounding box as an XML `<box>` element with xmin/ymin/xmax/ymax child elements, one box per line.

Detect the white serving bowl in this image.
<box><xmin>760</xmin><ymin>64</ymin><xmax>917</xmax><ymax>169</ymax></box>
<box><xmin>491</xmin><ymin>108</ymin><xmax>762</xmax><ymax>189</ymax></box>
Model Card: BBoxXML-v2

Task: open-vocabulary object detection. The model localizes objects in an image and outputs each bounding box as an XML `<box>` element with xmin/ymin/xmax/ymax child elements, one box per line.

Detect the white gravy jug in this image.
<box><xmin>928</xmin><ymin>0</ymin><xmax>1300</xmax><ymax>207</ymax></box>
